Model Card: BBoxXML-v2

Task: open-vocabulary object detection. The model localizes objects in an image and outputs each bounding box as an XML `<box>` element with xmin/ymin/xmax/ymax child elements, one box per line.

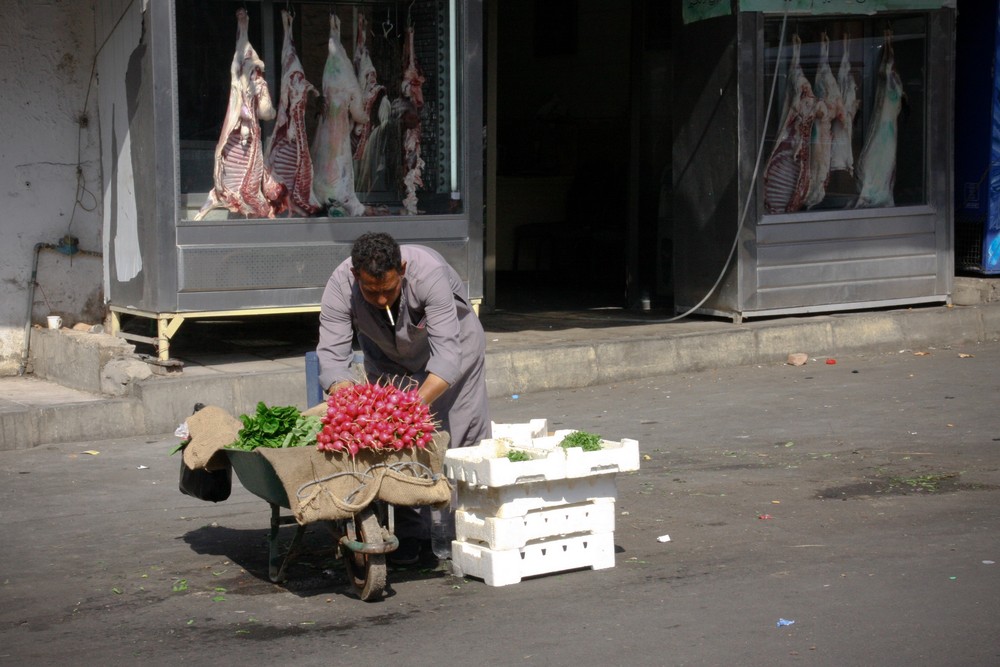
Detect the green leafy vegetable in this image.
<box><xmin>229</xmin><ymin>402</ymin><xmax>322</xmax><ymax>451</ymax></box>
<box><xmin>280</xmin><ymin>413</ymin><xmax>324</xmax><ymax>448</ymax></box>
<box><xmin>506</xmin><ymin>450</ymin><xmax>531</xmax><ymax>462</ymax></box>
<box><xmin>559</xmin><ymin>431</ymin><xmax>603</xmax><ymax>452</ymax></box>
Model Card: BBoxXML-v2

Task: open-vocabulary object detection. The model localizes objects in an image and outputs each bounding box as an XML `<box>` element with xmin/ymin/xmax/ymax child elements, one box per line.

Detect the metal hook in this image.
<box><xmin>382</xmin><ymin>7</ymin><xmax>393</xmax><ymax>38</ymax></box>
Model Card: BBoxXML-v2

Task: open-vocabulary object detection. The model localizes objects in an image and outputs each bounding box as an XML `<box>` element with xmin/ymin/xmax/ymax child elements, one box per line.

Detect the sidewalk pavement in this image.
<box><xmin>3</xmin><ymin>286</ymin><xmax>999</xmax><ymax>452</ymax></box>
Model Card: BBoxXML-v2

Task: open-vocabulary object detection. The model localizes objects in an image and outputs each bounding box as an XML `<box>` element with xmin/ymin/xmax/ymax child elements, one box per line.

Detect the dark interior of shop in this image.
<box><xmin>491</xmin><ymin>0</ymin><xmax>673</xmax><ymax>317</ymax></box>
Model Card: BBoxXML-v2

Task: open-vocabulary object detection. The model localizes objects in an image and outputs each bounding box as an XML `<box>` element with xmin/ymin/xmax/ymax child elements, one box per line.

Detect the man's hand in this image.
<box><xmin>326</xmin><ymin>380</ymin><xmax>353</xmax><ymax>395</ymax></box>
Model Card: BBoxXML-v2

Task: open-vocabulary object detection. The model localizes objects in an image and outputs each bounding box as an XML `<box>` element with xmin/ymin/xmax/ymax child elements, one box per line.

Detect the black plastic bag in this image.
<box><xmin>179</xmin><ymin>454</ymin><xmax>232</xmax><ymax>502</ymax></box>
<box><xmin>177</xmin><ymin>403</ymin><xmax>232</xmax><ymax>502</ymax></box>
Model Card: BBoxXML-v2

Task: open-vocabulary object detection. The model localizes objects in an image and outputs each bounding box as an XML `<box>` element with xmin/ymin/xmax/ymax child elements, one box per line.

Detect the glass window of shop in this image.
<box><xmin>176</xmin><ymin>0</ymin><xmax>462</xmax><ymax>219</ymax></box>
<box><xmin>761</xmin><ymin>15</ymin><xmax>926</xmax><ymax>215</ymax></box>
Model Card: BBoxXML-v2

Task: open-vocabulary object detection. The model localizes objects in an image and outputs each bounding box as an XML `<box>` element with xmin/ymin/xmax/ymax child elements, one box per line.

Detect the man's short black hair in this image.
<box><xmin>351</xmin><ymin>232</ymin><xmax>402</xmax><ymax>278</ymax></box>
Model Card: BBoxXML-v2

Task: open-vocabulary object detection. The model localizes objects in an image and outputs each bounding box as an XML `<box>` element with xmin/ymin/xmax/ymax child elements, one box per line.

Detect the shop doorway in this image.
<box><xmin>485</xmin><ymin>0</ymin><xmax>673</xmax><ymax>315</ymax></box>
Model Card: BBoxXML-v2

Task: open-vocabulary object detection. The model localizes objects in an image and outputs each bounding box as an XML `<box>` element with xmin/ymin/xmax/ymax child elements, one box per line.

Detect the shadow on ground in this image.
<box><xmin>181</xmin><ymin>523</ymin><xmax>447</xmax><ymax>601</ymax></box>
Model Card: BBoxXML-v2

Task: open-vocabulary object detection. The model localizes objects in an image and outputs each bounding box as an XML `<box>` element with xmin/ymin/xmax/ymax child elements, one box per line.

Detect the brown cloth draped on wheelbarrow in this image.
<box><xmin>257</xmin><ymin>432</ymin><xmax>452</xmax><ymax>524</ymax></box>
<box><xmin>182</xmin><ymin>405</ymin><xmax>242</xmax><ymax>471</ymax></box>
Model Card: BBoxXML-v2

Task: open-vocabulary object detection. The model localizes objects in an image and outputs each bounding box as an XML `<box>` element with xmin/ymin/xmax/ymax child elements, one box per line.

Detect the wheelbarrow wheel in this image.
<box><xmin>344</xmin><ymin>506</ymin><xmax>387</xmax><ymax>601</ymax></box>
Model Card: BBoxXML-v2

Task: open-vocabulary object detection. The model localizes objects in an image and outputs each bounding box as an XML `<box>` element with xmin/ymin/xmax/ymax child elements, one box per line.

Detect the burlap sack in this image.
<box><xmin>256</xmin><ymin>432</ymin><xmax>452</xmax><ymax>524</ymax></box>
<box><xmin>301</xmin><ymin>402</ymin><xmax>328</xmax><ymax>418</ymax></box>
<box><xmin>182</xmin><ymin>405</ymin><xmax>242</xmax><ymax>471</ymax></box>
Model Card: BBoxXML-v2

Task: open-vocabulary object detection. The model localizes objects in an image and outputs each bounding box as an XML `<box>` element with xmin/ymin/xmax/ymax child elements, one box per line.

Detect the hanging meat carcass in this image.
<box><xmin>763</xmin><ymin>34</ymin><xmax>817</xmax><ymax>214</ymax></box>
<box><xmin>356</xmin><ymin>93</ymin><xmax>397</xmax><ymax>193</ymax></box>
<box><xmin>195</xmin><ymin>8</ymin><xmax>285</xmax><ymax>221</ymax></box>
<box><xmin>855</xmin><ymin>30</ymin><xmax>904</xmax><ymax>208</ymax></box>
<box><xmin>263</xmin><ymin>9</ymin><xmax>320</xmax><ymax>217</ymax></box>
<box><xmin>312</xmin><ymin>12</ymin><xmax>370</xmax><ymax>216</ymax></box>
<box><xmin>830</xmin><ymin>33</ymin><xmax>860</xmax><ymax>176</ymax></box>
<box><xmin>803</xmin><ymin>33</ymin><xmax>842</xmax><ymax>209</ymax></box>
<box><xmin>400</xmin><ymin>24</ymin><xmax>426</xmax><ymax>215</ymax></box>
<box><xmin>352</xmin><ymin>13</ymin><xmax>387</xmax><ymax>162</ymax></box>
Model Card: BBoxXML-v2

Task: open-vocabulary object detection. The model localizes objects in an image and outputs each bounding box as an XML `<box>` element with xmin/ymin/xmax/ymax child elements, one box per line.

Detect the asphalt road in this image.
<box><xmin>2</xmin><ymin>340</ymin><xmax>998</xmax><ymax>666</ymax></box>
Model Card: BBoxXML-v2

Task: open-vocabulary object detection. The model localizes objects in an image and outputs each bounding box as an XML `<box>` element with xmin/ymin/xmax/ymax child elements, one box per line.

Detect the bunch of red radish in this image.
<box><xmin>316</xmin><ymin>382</ymin><xmax>437</xmax><ymax>456</ymax></box>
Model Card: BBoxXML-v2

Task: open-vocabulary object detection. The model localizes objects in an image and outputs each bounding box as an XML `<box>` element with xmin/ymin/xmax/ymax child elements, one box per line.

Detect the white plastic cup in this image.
<box><xmin>47</xmin><ymin>315</ymin><xmax>62</xmax><ymax>329</ymax></box>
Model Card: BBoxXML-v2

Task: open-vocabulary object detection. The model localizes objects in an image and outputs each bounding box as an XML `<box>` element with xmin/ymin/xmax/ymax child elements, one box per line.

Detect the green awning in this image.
<box><xmin>739</xmin><ymin>0</ymin><xmax>955</xmax><ymax>14</ymax></box>
<box><xmin>684</xmin><ymin>0</ymin><xmax>956</xmax><ymax>25</ymax></box>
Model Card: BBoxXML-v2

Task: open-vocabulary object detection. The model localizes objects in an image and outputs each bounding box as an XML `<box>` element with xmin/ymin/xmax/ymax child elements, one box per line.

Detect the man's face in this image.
<box><xmin>353</xmin><ymin>262</ymin><xmax>406</xmax><ymax>308</ymax></box>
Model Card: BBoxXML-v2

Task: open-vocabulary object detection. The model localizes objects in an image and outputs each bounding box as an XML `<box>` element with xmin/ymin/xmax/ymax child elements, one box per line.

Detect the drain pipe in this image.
<box><xmin>18</xmin><ymin>235</ymin><xmax>102</xmax><ymax>376</ymax></box>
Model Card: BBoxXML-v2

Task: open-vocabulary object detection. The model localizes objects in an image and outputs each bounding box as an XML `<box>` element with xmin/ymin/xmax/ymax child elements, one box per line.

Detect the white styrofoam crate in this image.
<box><xmin>454</xmin><ymin>473</ymin><xmax>619</xmax><ymax>519</ymax></box>
<box><xmin>532</xmin><ymin>430</ymin><xmax>641</xmax><ymax>478</ymax></box>
<box><xmin>446</xmin><ymin>430</ymin><xmax>640</xmax><ymax>487</ymax></box>
<box><xmin>444</xmin><ymin>439</ymin><xmax>566</xmax><ymax>487</ymax></box>
<box><xmin>450</xmin><ymin>531</ymin><xmax>616</xmax><ymax>586</ymax></box>
<box><xmin>490</xmin><ymin>419</ymin><xmax>548</xmax><ymax>445</ymax></box>
<box><xmin>455</xmin><ymin>500</ymin><xmax>616</xmax><ymax>551</ymax></box>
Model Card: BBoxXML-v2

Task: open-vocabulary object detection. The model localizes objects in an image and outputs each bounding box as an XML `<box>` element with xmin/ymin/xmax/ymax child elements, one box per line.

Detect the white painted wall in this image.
<box><xmin>0</xmin><ymin>0</ymin><xmax>103</xmax><ymax>375</ymax></box>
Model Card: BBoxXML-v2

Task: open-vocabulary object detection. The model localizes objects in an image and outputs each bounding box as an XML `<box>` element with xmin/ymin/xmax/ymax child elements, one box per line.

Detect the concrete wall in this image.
<box><xmin>0</xmin><ymin>0</ymin><xmax>103</xmax><ymax>376</ymax></box>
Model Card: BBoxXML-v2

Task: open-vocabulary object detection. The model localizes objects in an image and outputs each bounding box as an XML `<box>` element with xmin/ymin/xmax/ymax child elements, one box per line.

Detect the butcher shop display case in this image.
<box><xmin>96</xmin><ymin>0</ymin><xmax>482</xmax><ymax>358</ymax></box>
<box><xmin>672</xmin><ymin>4</ymin><xmax>955</xmax><ymax>322</ymax></box>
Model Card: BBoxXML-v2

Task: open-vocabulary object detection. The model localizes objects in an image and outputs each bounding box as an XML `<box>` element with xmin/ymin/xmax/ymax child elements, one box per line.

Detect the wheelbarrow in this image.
<box><xmin>224</xmin><ymin>448</ymin><xmax>399</xmax><ymax>601</ymax></box>
<box><xmin>213</xmin><ymin>353</ymin><xmax>450</xmax><ymax>600</ymax></box>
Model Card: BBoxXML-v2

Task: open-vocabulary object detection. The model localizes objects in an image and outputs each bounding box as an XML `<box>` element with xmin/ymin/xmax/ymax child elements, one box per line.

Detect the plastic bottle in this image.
<box><xmin>431</xmin><ymin>507</ymin><xmax>454</xmax><ymax>560</ymax></box>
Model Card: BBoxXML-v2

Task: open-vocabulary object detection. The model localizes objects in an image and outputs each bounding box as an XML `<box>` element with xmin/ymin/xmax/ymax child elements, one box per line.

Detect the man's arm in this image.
<box><xmin>417</xmin><ymin>372</ymin><xmax>450</xmax><ymax>405</ymax></box>
<box><xmin>317</xmin><ymin>265</ymin><xmax>359</xmax><ymax>391</ymax></box>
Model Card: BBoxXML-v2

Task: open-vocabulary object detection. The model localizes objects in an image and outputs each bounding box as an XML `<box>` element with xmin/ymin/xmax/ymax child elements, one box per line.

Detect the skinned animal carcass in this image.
<box><xmin>400</xmin><ymin>24</ymin><xmax>426</xmax><ymax>215</ymax></box>
<box><xmin>356</xmin><ymin>95</ymin><xmax>396</xmax><ymax>194</ymax></box>
<box><xmin>855</xmin><ymin>30</ymin><xmax>905</xmax><ymax>208</ymax></box>
<box><xmin>830</xmin><ymin>33</ymin><xmax>860</xmax><ymax>176</ymax></box>
<box><xmin>803</xmin><ymin>32</ymin><xmax>842</xmax><ymax>209</ymax></box>
<box><xmin>195</xmin><ymin>8</ymin><xmax>285</xmax><ymax>221</ymax></box>
<box><xmin>352</xmin><ymin>12</ymin><xmax>388</xmax><ymax>162</ymax></box>
<box><xmin>311</xmin><ymin>12</ymin><xmax>369</xmax><ymax>217</ymax></box>
<box><xmin>762</xmin><ymin>34</ymin><xmax>817</xmax><ymax>214</ymax></box>
<box><xmin>263</xmin><ymin>9</ymin><xmax>320</xmax><ymax>217</ymax></box>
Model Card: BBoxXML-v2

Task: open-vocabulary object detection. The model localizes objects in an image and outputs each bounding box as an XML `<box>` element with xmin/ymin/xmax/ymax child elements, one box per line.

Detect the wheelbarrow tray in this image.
<box><xmin>225</xmin><ymin>441</ymin><xmax>450</xmax><ymax>520</ymax></box>
<box><xmin>225</xmin><ymin>448</ymin><xmax>290</xmax><ymax>508</ymax></box>
<box><xmin>223</xmin><ymin>448</ymin><xmax>307</xmax><ymax>583</ymax></box>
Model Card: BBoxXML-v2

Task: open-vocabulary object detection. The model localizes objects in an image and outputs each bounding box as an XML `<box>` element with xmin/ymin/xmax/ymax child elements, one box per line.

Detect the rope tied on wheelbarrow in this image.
<box><xmin>294</xmin><ymin>460</ymin><xmax>445</xmax><ymax>520</ymax></box>
<box><xmin>256</xmin><ymin>431</ymin><xmax>452</xmax><ymax>524</ymax></box>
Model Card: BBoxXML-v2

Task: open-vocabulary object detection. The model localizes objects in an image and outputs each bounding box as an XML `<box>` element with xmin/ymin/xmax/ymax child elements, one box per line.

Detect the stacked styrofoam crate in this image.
<box><xmin>443</xmin><ymin>419</ymin><xmax>640</xmax><ymax>586</ymax></box>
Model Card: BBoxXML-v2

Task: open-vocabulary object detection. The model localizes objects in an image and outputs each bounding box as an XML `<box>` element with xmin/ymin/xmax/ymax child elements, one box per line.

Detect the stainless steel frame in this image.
<box><xmin>102</xmin><ymin>0</ymin><xmax>483</xmax><ymax>357</ymax></box>
<box><xmin>673</xmin><ymin>8</ymin><xmax>954</xmax><ymax>323</ymax></box>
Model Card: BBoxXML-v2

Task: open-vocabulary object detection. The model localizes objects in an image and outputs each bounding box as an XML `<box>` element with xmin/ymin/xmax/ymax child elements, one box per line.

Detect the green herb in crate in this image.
<box><xmin>506</xmin><ymin>449</ymin><xmax>532</xmax><ymax>462</ymax></box>
<box><xmin>559</xmin><ymin>431</ymin><xmax>603</xmax><ymax>452</ymax></box>
<box><xmin>230</xmin><ymin>402</ymin><xmax>323</xmax><ymax>451</ymax></box>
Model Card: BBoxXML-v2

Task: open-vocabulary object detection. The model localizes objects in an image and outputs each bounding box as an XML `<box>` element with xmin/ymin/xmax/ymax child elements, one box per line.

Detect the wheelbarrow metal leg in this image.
<box><xmin>268</xmin><ymin>502</ymin><xmax>306</xmax><ymax>583</ymax></box>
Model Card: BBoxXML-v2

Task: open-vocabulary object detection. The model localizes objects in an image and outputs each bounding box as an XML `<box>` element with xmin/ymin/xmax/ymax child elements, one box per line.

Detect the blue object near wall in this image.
<box><xmin>954</xmin><ymin>0</ymin><xmax>1000</xmax><ymax>274</ymax></box>
<box><xmin>305</xmin><ymin>351</ymin><xmax>323</xmax><ymax>408</ymax></box>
